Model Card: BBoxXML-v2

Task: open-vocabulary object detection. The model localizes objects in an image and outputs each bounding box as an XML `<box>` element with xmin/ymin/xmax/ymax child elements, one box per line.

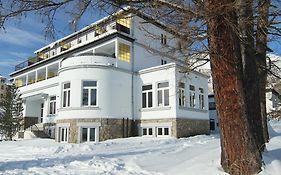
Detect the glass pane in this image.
<box><xmin>142</xmin><ymin>93</ymin><xmax>146</xmax><ymax>108</ymax></box>
<box><xmin>148</xmin><ymin>92</ymin><xmax>153</xmax><ymax>107</ymax></box>
<box><xmin>83</xmin><ymin>81</ymin><xmax>97</xmax><ymax>87</ymax></box>
<box><xmin>82</xmin><ymin>128</ymin><xmax>88</xmax><ymax>142</ymax></box>
<box><xmin>50</xmin><ymin>96</ymin><xmax>56</xmax><ymax>100</ymax></box>
<box><xmin>63</xmin><ymin>91</ymin><xmax>67</xmax><ymax>107</ymax></box>
<box><xmin>61</xmin><ymin>128</ymin><xmax>65</xmax><ymax>142</ymax></box>
<box><xmin>50</xmin><ymin>102</ymin><xmax>53</xmax><ymax>114</ymax></box>
<box><xmin>64</xmin><ymin>83</ymin><xmax>70</xmax><ymax>89</ymax></box>
<box><xmin>142</xmin><ymin>85</ymin><xmax>152</xmax><ymax>91</ymax></box>
<box><xmin>90</xmin><ymin>128</ymin><xmax>95</xmax><ymax>141</ymax></box>
<box><xmin>54</xmin><ymin>102</ymin><xmax>56</xmax><ymax>114</ymax></box>
<box><xmin>83</xmin><ymin>89</ymin><xmax>88</xmax><ymax>106</ymax></box>
<box><xmin>90</xmin><ymin>89</ymin><xmax>97</xmax><ymax>106</ymax></box>
<box><xmin>142</xmin><ymin>128</ymin><xmax>147</xmax><ymax>135</ymax></box>
<box><xmin>164</xmin><ymin>89</ymin><xmax>169</xmax><ymax>106</ymax></box>
<box><xmin>199</xmin><ymin>88</ymin><xmax>204</xmax><ymax>93</ymax></box>
<box><xmin>164</xmin><ymin>128</ymin><xmax>169</xmax><ymax>135</ymax></box>
<box><xmin>158</xmin><ymin>90</ymin><xmax>162</xmax><ymax>106</ymax></box>
<box><xmin>67</xmin><ymin>90</ymin><xmax>70</xmax><ymax>107</ymax></box>
<box><xmin>158</xmin><ymin>82</ymin><xmax>169</xmax><ymax>88</ymax></box>
<box><xmin>158</xmin><ymin>128</ymin><xmax>162</xmax><ymax>135</ymax></box>
<box><xmin>149</xmin><ymin>128</ymin><xmax>153</xmax><ymax>135</ymax></box>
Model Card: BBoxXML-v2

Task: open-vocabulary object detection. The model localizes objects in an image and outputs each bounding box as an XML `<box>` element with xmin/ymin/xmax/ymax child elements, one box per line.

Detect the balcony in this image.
<box><xmin>15</xmin><ymin>57</ymin><xmax>44</xmax><ymax>71</ymax></box>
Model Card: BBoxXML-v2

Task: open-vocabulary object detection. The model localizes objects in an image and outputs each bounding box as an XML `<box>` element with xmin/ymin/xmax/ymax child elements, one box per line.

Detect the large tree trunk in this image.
<box><xmin>256</xmin><ymin>0</ymin><xmax>270</xmax><ymax>143</ymax></box>
<box><xmin>206</xmin><ymin>0</ymin><xmax>262</xmax><ymax>174</ymax></box>
<box><xmin>237</xmin><ymin>0</ymin><xmax>265</xmax><ymax>150</ymax></box>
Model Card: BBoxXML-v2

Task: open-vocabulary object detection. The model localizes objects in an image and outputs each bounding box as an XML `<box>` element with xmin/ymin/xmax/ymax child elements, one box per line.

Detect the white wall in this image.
<box><xmin>135</xmin><ymin>64</ymin><xmax>177</xmax><ymax>120</ymax></box>
<box><xmin>57</xmin><ymin>55</ymin><xmax>132</xmax><ymax>120</ymax></box>
<box><xmin>135</xmin><ymin>63</ymin><xmax>209</xmax><ymax>121</ymax></box>
<box><xmin>176</xmin><ymin>68</ymin><xmax>209</xmax><ymax>120</ymax></box>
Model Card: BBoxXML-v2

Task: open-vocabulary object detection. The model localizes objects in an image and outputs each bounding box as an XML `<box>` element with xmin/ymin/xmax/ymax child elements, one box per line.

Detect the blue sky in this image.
<box><xmin>0</xmin><ymin>10</ymin><xmax>104</xmax><ymax>79</ymax></box>
<box><xmin>0</xmin><ymin>12</ymin><xmax>280</xmax><ymax>79</ymax></box>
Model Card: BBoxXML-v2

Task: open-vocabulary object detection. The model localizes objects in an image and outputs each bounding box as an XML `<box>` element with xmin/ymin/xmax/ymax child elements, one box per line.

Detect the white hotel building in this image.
<box><xmin>10</xmin><ymin>10</ymin><xmax>209</xmax><ymax>143</ymax></box>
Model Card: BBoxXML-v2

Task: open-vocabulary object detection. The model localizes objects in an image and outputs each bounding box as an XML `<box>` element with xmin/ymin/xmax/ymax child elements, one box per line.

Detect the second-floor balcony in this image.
<box><xmin>15</xmin><ymin>57</ymin><xmax>44</xmax><ymax>71</ymax></box>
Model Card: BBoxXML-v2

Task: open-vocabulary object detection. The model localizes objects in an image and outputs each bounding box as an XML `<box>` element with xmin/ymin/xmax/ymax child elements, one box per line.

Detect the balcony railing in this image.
<box><xmin>15</xmin><ymin>57</ymin><xmax>43</xmax><ymax>71</ymax></box>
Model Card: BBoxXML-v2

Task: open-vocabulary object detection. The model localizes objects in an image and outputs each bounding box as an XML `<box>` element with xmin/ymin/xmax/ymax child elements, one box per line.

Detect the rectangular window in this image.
<box><xmin>142</xmin><ymin>128</ymin><xmax>153</xmax><ymax>136</ymax></box>
<box><xmin>49</xmin><ymin>96</ymin><xmax>56</xmax><ymax>115</ymax></box>
<box><xmin>179</xmin><ymin>82</ymin><xmax>185</xmax><ymax>107</ymax></box>
<box><xmin>118</xmin><ymin>43</ymin><xmax>131</xmax><ymax>62</ymax></box>
<box><xmin>81</xmin><ymin>127</ymin><xmax>96</xmax><ymax>142</ymax></box>
<box><xmin>209</xmin><ymin>102</ymin><xmax>216</xmax><ymax>110</ymax></box>
<box><xmin>142</xmin><ymin>85</ymin><xmax>153</xmax><ymax>108</ymax></box>
<box><xmin>189</xmin><ymin>85</ymin><xmax>195</xmax><ymax>108</ymax></box>
<box><xmin>157</xmin><ymin>127</ymin><xmax>170</xmax><ymax>136</ymax></box>
<box><xmin>82</xmin><ymin>81</ymin><xmax>97</xmax><ymax>106</ymax></box>
<box><xmin>62</xmin><ymin>82</ymin><xmax>71</xmax><ymax>107</ymax></box>
<box><xmin>161</xmin><ymin>34</ymin><xmax>167</xmax><ymax>45</ymax></box>
<box><xmin>60</xmin><ymin>127</ymin><xmax>68</xmax><ymax>142</ymax></box>
<box><xmin>157</xmin><ymin>82</ymin><xmax>169</xmax><ymax>107</ymax></box>
<box><xmin>199</xmin><ymin>88</ymin><xmax>204</xmax><ymax>109</ymax></box>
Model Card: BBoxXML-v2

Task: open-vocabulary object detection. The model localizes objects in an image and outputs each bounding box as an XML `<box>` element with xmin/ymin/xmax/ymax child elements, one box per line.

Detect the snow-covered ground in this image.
<box><xmin>0</xmin><ymin>121</ymin><xmax>280</xmax><ymax>175</ymax></box>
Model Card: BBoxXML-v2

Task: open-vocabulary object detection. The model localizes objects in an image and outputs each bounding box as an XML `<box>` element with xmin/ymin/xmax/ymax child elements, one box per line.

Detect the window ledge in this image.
<box><xmin>179</xmin><ymin>106</ymin><xmax>208</xmax><ymax>113</ymax></box>
<box><xmin>140</xmin><ymin>106</ymin><xmax>171</xmax><ymax>112</ymax></box>
<box><xmin>58</xmin><ymin>106</ymin><xmax>101</xmax><ymax>111</ymax></box>
<box><xmin>47</xmin><ymin>114</ymin><xmax>57</xmax><ymax>117</ymax></box>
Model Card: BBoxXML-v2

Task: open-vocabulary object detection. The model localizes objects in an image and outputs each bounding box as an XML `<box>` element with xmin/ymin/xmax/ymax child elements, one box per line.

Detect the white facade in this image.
<box><xmin>10</xmin><ymin>11</ymin><xmax>209</xmax><ymax>143</ymax></box>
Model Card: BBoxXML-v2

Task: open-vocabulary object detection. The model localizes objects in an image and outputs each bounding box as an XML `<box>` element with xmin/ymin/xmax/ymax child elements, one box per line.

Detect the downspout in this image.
<box><xmin>131</xmin><ymin>15</ymin><xmax>135</xmax><ymax>136</ymax></box>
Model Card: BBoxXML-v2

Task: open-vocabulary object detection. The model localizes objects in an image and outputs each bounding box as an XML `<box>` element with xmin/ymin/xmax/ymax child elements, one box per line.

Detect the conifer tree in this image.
<box><xmin>0</xmin><ymin>85</ymin><xmax>23</xmax><ymax>140</ymax></box>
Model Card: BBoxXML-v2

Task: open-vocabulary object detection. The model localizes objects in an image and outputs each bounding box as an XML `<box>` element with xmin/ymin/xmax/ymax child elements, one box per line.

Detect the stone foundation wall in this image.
<box><xmin>55</xmin><ymin>117</ymin><xmax>209</xmax><ymax>143</ymax></box>
<box><xmin>175</xmin><ymin>118</ymin><xmax>210</xmax><ymax>138</ymax></box>
<box><xmin>56</xmin><ymin>118</ymin><xmax>133</xmax><ymax>143</ymax></box>
<box><xmin>137</xmin><ymin>118</ymin><xmax>210</xmax><ymax>138</ymax></box>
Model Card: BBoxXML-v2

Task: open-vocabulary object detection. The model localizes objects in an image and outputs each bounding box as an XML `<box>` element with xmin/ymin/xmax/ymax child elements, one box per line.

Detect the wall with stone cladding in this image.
<box><xmin>56</xmin><ymin>118</ymin><xmax>134</xmax><ymax>143</ymax></box>
<box><xmin>175</xmin><ymin>118</ymin><xmax>210</xmax><ymax>138</ymax></box>
<box><xmin>137</xmin><ymin>118</ymin><xmax>209</xmax><ymax>138</ymax></box>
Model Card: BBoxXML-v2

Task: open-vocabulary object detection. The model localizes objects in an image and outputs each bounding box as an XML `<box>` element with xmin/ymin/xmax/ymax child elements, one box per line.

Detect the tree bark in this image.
<box><xmin>206</xmin><ymin>0</ymin><xmax>262</xmax><ymax>174</ymax></box>
<box><xmin>256</xmin><ymin>0</ymin><xmax>270</xmax><ymax>144</ymax></box>
<box><xmin>237</xmin><ymin>0</ymin><xmax>265</xmax><ymax>150</ymax></box>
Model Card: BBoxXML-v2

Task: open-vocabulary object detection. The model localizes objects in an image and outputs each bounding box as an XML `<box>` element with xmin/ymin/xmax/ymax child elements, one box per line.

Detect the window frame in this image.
<box><xmin>82</xmin><ymin>80</ymin><xmax>98</xmax><ymax>107</ymax></box>
<box><xmin>179</xmin><ymin>82</ymin><xmax>185</xmax><ymax>107</ymax></box>
<box><xmin>161</xmin><ymin>34</ymin><xmax>167</xmax><ymax>45</ymax></box>
<box><xmin>157</xmin><ymin>81</ymin><xmax>169</xmax><ymax>107</ymax></box>
<box><xmin>142</xmin><ymin>84</ymin><xmax>153</xmax><ymax>108</ymax></box>
<box><xmin>62</xmin><ymin>82</ymin><xmax>71</xmax><ymax>108</ymax></box>
<box><xmin>142</xmin><ymin>127</ymin><xmax>153</xmax><ymax>136</ymax></box>
<box><xmin>189</xmin><ymin>85</ymin><xmax>196</xmax><ymax>108</ymax></box>
<box><xmin>156</xmin><ymin>127</ymin><xmax>170</xmax><ymax>137</ymax></box>
<box><xmin>49</xmin><ymin>96</ymin><xmax>56</xmax><ymax>115</ymax></box>
<box><xmin>60</xmin><ymin>127</ymin><xmax>68</xmax><ymax>143</ymax></box>
<box><xmin>199</xmin><ymin>87</ymin><xmax>205</xmax><ymax>109</ymax></box>
<box><xmin>80</xmin><ymin>127</ymin><xmax>97</xmax><ymax>143</ymax></box>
